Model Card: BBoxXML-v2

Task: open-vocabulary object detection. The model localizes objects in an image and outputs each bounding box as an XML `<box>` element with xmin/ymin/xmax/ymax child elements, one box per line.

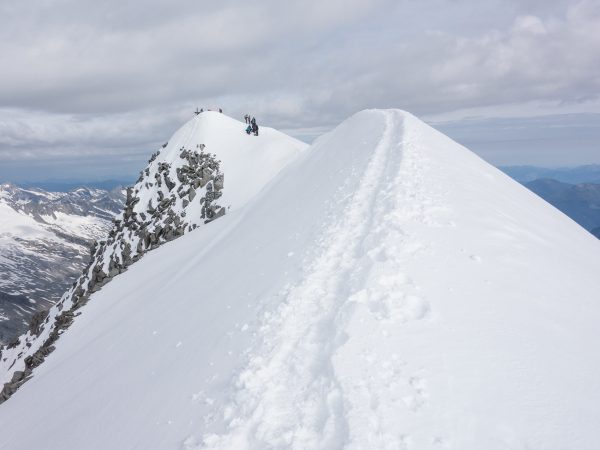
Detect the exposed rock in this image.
<box><xmin>27</xmin><ymin>310</ymin><xmax>49</xmax><ymax>337</ymax></box>
<box><xmin>164</xmin><ymin>174</ymin><xmax>176</xmax><ymax>191</ymax></box>
<box><xmin>214</xmin><ymin>174</ymin><xmax>224</xmax><ymax>190</ymax></box>
<box><xmin>0</xmin><ymin>142</ymin><xmax>226</xmax><ymax>403</ymax></box>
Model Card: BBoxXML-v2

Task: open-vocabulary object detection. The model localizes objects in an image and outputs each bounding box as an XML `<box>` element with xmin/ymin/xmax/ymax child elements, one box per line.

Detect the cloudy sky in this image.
<box><xmin>0</xmin><ymin>0</ymin><xmax>598</xmax><ymax>183</ymax></box>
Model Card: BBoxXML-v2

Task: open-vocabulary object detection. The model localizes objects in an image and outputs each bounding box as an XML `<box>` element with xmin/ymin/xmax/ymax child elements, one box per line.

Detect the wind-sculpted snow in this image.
<box><xmin>0</xmin><ymin>110</ymin><xmax>599</xmax><ymax>450</ymax></box>
<box><xmin>0</xmin><ymin>112</ymin><xmax>305</xmax><ymax>403</ymax></box>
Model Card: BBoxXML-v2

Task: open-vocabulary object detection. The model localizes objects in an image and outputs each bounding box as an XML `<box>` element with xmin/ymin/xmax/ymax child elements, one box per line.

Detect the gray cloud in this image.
<box><xmin>0</xmin><ymin>0</ymin><xmax>598</xmax><ymax>181</ymax></box>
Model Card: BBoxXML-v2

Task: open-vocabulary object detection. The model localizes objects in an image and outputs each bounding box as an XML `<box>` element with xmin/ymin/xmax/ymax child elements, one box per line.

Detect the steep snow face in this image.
<box><xmin>0</xmin><ymin>112</ymin><xmax>306</xmax><ymax>397</ymax></box>
<box><xmin>0</xmin><ymin>110</ymin><xmax>599</xmax><ymax>450</ymax></box>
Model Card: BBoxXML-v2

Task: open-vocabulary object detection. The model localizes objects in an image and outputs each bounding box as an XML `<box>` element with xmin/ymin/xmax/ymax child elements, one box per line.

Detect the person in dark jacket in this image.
<box><xmin>252</xmin><ymin>122</ymin><xmax>259</xmax><ymax>136</ymax></box>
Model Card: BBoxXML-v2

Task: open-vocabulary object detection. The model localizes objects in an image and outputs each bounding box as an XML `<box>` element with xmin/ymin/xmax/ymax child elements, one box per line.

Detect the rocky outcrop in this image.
<box><xmin>0</xmin><ymin>145</ymin><xmax>225</xmax><ymax>403</ymax></box>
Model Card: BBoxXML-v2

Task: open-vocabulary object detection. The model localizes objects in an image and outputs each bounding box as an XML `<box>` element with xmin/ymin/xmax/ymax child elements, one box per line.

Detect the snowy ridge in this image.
<box><xmin>197</xmin><ymin>111</ymin><xmax>600</xmax><ymax>449</ymax></box>
<box><xmin>0</xmin><ymin>110</ymin><xmax>599</xmax><ymax>449</ymax></box>
<box><xmin>0</xmin><ymin>112</ymin><xmax>306</xmax><ymax>401</ymax></box>
<box><xmin>196</xmin><ymin>110</ymin><xmax>402</xmax><ymax>449</ymax></box>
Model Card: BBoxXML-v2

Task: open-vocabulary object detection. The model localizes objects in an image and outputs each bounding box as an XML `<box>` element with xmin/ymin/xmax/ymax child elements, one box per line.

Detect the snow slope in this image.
<box><xmin>1</xmin><ymin>110</ymin><xmax>599</xmax><ymax>450</ymax></box>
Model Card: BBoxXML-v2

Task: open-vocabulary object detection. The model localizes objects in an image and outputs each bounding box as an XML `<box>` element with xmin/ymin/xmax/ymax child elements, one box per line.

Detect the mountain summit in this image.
<box><xmin>1</xmin><ymin>110</ymin><xmax>599</xmax><ymax>450</ymax></box>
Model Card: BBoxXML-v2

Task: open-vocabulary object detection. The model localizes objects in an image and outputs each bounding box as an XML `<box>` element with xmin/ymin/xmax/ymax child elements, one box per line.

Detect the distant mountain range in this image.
<box><xmin>500</xmin><ymin>166</ymin><xmax>600</xmax><ymax>239</ymax></box>
<box><xmin>524</xmin><ymin>179</ymin><xmax>600</xmax><ymax>232</ymax></box>
<box><xmin>0</xmin><ymin>183</ymin><xmax>125</xmax><ymax>344</ymax></box>
<box><xmin>20</xmin><ymin>179</ymin><xmax>133</xmax><ymax>192</ymax></box>
<box><xmin>501</xmin><ymin>164</ymin><xmax>600</xmax><ymax>184</ymax></box>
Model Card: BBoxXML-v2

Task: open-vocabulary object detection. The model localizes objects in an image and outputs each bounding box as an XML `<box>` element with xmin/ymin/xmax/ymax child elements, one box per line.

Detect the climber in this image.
<box><xmin>251</xmin><ymin>117</ymin><xmax>256</xmax><ymax>125</ymax></box>
<box><xmin>194</xmin><ymin>108</ymin><xmax>200</xmax><ymax>115</ymax></box>
<box><xmin>244</xmin><ymin>114</ymin><xmax>250</xmax><ymax>124</ymax></box>
<box><xmin>252</xmin><ymin>122</ymin><xmax>259</xmax><ymax>136</ymax></box>
<box><xmin>219</xmin><ymin>108</ymin><xmax>223</xmax><ymax>113</ymax></box>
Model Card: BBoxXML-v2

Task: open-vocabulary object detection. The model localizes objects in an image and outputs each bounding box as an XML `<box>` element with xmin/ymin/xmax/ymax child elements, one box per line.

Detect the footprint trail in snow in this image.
<box><xmin>192</xmin><ymin>111</ymin><xmax>447</xmax><ymax>450</ymax></box>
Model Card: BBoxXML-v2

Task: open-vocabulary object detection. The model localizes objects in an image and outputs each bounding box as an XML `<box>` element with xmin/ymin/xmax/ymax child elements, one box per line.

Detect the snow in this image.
<box><xmin>0</xmin><ymin>191</ymin><xmax>111</xmax><ymax>298</ymax></box>
<box><xmin>1</xmin><ymin>110</ymin><xmax>599</xmax><ymax>450</ymax></box>
<box><xmin>0</xmin><ymin>187</ymin><xmax>113</xmax><ymax>249</ymax></box>
<box><xmin>0</xmin><ymin>203</ymin><xmax>56</xmax><ymax>242</ymax></box>
<box><xmin>39</xmin><ymin>211</ymin><xmax>111</xmax><ymax>241</ymax></box>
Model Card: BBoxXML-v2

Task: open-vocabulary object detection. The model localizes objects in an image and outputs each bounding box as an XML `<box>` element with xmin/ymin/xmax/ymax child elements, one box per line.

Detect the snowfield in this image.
<box><xmin>0</xmin><ymin>110</ymin><xmax>599</xmax><ymax>450</ymax></box>
<box><xmin>0</xmin><ymin>202</ymin><xmax>57</xmax><ymax>243</ymax></box>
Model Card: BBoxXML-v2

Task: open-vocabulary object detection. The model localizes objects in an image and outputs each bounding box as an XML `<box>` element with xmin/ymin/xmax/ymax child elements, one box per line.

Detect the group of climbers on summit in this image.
<box><xmin>192</xmin><ymin>108</ymin><xmax>259</xmax><ymax>136</ymax></box>
<box><xmin>244</xmin><ymin>114</ymin><xmax>259</xmax><ymax>136</ymax></box>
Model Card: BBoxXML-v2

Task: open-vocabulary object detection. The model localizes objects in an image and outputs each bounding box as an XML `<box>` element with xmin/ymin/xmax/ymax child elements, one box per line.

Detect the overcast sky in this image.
<box><xmin>0</xmin><ymin>0</ymin><xmax>598</xmax><ymax>183</ymax></box>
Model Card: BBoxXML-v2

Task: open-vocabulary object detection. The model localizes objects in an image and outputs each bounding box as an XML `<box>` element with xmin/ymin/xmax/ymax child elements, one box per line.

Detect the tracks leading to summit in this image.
<box><xmin>196</xmin><ymin>110</ymin><xmax>407</xmax><ymax>449</ymax></box>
